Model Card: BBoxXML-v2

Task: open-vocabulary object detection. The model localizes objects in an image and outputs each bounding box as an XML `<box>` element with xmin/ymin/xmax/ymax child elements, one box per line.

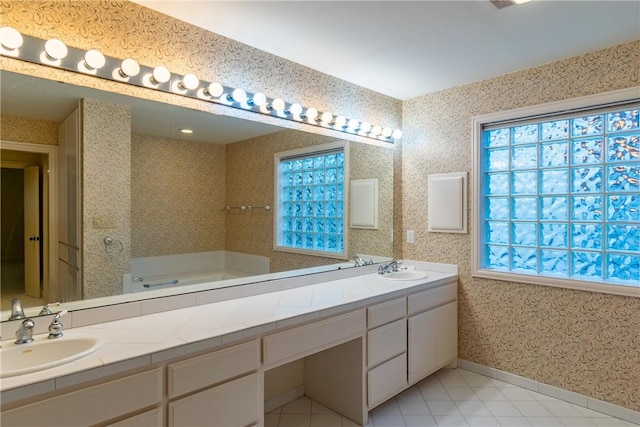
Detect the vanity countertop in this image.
<box><xmin>0</xmin><ymin>261</ymin><xmax>457</xmax><ymax>395</ymax></box>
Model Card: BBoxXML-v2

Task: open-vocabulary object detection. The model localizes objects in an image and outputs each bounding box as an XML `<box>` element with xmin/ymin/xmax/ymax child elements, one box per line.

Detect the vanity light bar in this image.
<box><xmin>0</xmin><ymin>28</ymin><xmax>402</xmax><ymax>142</ymax></box>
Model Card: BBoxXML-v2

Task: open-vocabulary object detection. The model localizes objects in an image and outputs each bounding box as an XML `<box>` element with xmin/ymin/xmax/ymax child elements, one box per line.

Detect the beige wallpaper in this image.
<box><xmin>82</xmin><ymin>99</ymin><xmax>131</xmax><ymax>300</ymax></box>
<box><xmin>225</xmin><ymin>128</ymin><xmax>394</xmax><ymax>273</ymax></box>
<box><xmin>131</xmin><ymin>134</ymin><xmax>226</xmax><ymax>258</ymax></box>
<box><xmin>401</xmin><ymin>40</ymin><xmax>640</xmax><ymax>411</ymax></box>
<box><xmin>0</xmin><ymin>115</ymin><xmax>58</xmax><ymax>145</ymax></box>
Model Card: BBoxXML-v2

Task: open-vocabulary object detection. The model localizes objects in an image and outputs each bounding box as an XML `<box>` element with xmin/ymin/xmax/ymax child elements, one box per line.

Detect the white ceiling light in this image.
<box><xmin>271</xmin><ymin>98</ymin><xmax>285</xmax><ymax>112</ymax></box>
<box><xmin>0</xmin><ymin>26</ymin><xmax>23</xmax><ymax>52</ymax></box>
<box><xmin>180</xmin><ymin>73</ymin><xmax>200</xmax><ymax>90</ymax></box>
<box><xmin>205</xmin><ymin>82</ymin><xmax>224</xmax><ymax>98</ymax></box>
<box><xmin>119</xmin><ymin>59</ymin><xmax>140</xmax><ymax>77</ymax></box>
<box><xmin>44</xmin><ymin>39</ymin><xmax>68</xmax><ymax>61</ymax></box>
<box><xmin>250</xmin><ymin>92</ymin><xmax>267</xmax><ymax>106</ymax></box>
<box><xmin>150</xmin><ymin>66</ymin><xmax>170</xmax><ymax>84</ymax></box>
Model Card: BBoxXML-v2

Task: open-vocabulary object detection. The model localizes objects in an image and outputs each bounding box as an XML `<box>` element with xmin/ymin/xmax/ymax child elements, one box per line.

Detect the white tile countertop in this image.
<box><xmin>0</xmin><ymin>261</ymin><xmax>457</xmax><ymax>398</ymax></box>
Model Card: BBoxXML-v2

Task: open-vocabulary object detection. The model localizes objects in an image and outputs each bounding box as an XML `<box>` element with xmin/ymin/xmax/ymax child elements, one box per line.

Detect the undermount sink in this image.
<box><xmin>377</xmin><ymin>270</ymin><xmax>430</xmax><ymax>281</ymax></box>
<box><xmin>1</xmin><ymin>336</ymin><xmax>103</xmax><ymax>378</ymax></box>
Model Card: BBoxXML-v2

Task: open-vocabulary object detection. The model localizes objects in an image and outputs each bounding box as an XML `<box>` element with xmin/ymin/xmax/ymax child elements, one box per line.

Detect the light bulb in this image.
<box><xmin>0</xmin><ymin>26</ymin><xmax>23</xmax><ymax>51</ymax></box>
<box><xmin>347</xmin><ymin>119</ymin><xmax>359</xmax><ymax>130</ymax></box>
<box><xmin>288</xmin><ymin>103</ymin><xmax>303</xmax><ymax>116</ymax></box>
<box><xmin>360</xmin><ymin>122</ymin><xmax>372</xmax><ymax>133</ymax></box>
<box><xmin>251</xmin><ymin>92</ymin><xmax>267</xmax><ymax>106</ymax></box>
<box><xmin>271</xmin><ymin>98</ymin><xmax>285</xmax><ymax>112</ymax></box>
<box><xmin>151</xmin><ymin>66</ymin><xmax>170</xmax><ymax>84</ymax></box>
<box><xmin>382</xmin><ymin>127</ymin><xmax>392</xmax><ymax>138</ymax></box>
<box><xmin>180</xmin><ymin>74</ymin><xmax>199</xmax><ymax>90</ymax></box>
<box><xmin>392</xmin><ymin>129</ymin><xmax>403</xmax><ymax>139</ymax></box>
<box><xmin>371</xmin><ymin>125</ymin><xmax>382</xmax><ymax>136</ymax></box>
<box><xmin>44</xmin><ymin>39</ymin><xmax>68</xmax><ymax>60</ymax></box>
<box><xmin>304</xmin><ymin>107</ymin><xmax>318</xmax><ymax>121</ymax></box>
<box><xmin>334</xmin><ymin>116</ymin><xmax>347</xmax><ymax>128</ymax></box>
<box><xmin>83</xmin><ymin>49</ymin><xmax>105</xmax><ymax>70</ymax></box>
<box><xmin>119</xmin><ymin>59</ymin><xmax>140</xmax><ymax>77</ymax></box>
<box><xmin>205</xmin><ymin>82</ymin><xmax>224</xmax><ymax>98</ymax></box>
<box><xmin>321</xmin><ymin>112</ymin><xmax>333</xmax><ymax>124</ymax></box>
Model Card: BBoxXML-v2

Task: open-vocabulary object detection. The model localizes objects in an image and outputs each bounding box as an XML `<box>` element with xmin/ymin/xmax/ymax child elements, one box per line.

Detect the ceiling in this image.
<box><xmin>132</xmin><ymin>0</ymin><xmax>640</xmax><ymax>100</ymax></box>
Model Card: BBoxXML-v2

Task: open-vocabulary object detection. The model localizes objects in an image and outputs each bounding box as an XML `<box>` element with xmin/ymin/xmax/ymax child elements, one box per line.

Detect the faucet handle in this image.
<box><xmin>15</xmin><ymin>318</ymin><xmax>35</xmax><ymax>344</ymax></box>
<box><xmin>9</xmin><ymin>298</ymin><xmax>26</xmax><ymax>320</ymax></box>
<box><xmin>39</xmin><ymin>304</ymin><xmax>53</xmax><ymax>316</ymax></box>
<box><xmin>48</xmin><ymin>310</ymin><xmax>68</xmax><ymax>339</ymax></box>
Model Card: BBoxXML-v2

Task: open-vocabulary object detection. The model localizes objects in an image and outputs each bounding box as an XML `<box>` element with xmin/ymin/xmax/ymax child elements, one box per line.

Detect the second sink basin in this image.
<box><xmin>378</xmin><ymin>270</ymin><xmax>429</xmax><ymax>281</ymax></box>
<box><xmin>1</xmin><ymin>336</ymin><xmax>103</xmax><ymax>378</ymax></box>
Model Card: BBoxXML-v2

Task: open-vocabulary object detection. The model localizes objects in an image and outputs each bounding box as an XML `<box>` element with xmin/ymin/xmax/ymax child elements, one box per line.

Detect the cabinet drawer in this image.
<box><xmin>106</xmin><ymin>408</ymin><xmax>163</xmax><ymax>426</ymax></box>
<box><xmin>263</xmin><ymin>309</ymin><xmax>366</xmax><ymax>366</ymax></box>
<box><xmin>367</xmin><ymin>353</ymin><xmax>407</xmax><ymax>409</ymax></box>
<box><xmin>368</xmin><ymin>318</ymin><xmax>406</xmax><ymax>368</ymax></box>
<box><xmin>367</xmin><ymin>297</ymin><xmax>406</xmax><ymax>328</ymax></box>
<box><xmin>407</xmin><ymin>282</ymin><xmax>457</xmax><ymax>315</ymax></box>
<box><xmin>168</xmin><ymin>373</ymin><xmax>259</xmax><ymax>427</ymax></box>
<box><xmin>1</xmin><ymin>368</ymin><xmax>162</xmax><ymax>427</ymax></box>
<box><xmin>168</xmin><ymin>340</ymin><xmax>259</xmax><ymax>398</ymax></box>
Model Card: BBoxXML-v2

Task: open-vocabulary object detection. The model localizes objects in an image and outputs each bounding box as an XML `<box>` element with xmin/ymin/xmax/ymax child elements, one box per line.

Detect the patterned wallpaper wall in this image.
<box><xmin>225</xmin><ymin>128</ymin><xmax>394</xmax><ymax>273</ymax></box>
<box><xmin>0</xmin><ymin>115</ymin><xmax>58</xmax><ymax>146</ymax></box>
<box><xmin>131</xmin><ymin>134</ymin><xmax>226</xmax><ymax>258</ymax></box>
<box><xmin>401</xmin><ymin>41</ymin><xmax>640</xmax><ymax>411</ymax></box>
<box><xmin>82</xmin><ymin>99</ymin><xmax>131</xmax><ymax>299</ymax></box>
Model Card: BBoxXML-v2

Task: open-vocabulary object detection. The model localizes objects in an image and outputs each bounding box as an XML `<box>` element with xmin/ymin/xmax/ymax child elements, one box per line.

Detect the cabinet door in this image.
<box><xmin>367</xmin><ymin>353</ymin><xmax>407</xmax><ymax>409</ymax></box>
<box><xmin>408</xmin><ymin>309</ymin><xmax>436</xmax><ymax>384</ymax></box>
<box><xmin>435</xmin><ymin>301</ymin><xmax>458</xmax><ymax>366</ymax></box>
<box><xmin>106</xmin><ymin>408</ymin><xmax>163</xmax><ymax>426</ymax></box>
<box><xmin>168</xmin><ymin>373</ymin><xmax>259</xmax><ymax>427</ymax></box>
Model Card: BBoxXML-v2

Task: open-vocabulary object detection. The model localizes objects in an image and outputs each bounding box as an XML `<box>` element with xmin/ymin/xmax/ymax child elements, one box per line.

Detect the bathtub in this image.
<box><xmin>124</xmin><ymin>269</ymin><xmax>253</xmax><ymax>294</ymax></box>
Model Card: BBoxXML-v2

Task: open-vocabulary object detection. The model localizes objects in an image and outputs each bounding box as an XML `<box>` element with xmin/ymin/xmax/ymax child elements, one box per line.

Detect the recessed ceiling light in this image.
<box><xmin>180</xmin><ymin>128</ymin><xmax>193</xmax><ymax>134</ymax></box>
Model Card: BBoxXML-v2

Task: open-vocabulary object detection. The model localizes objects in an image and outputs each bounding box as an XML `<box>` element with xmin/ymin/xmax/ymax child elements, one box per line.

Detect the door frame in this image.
<box><xmin>1</xmin><ymin>140</ymin><xmax>58</xmax><ymax>302</ymax></box>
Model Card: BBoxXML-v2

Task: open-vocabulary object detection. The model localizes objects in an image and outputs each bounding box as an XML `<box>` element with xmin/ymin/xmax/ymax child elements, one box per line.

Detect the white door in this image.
<box><xmin>24</xmin><ymin>165</ymin><xmax>40</xmax><ymax>298</ymax></box>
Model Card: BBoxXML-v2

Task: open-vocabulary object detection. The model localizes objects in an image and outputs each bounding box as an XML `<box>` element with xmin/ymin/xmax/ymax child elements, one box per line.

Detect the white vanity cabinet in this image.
<box><xmin>366</xmin><ymin>297</ymin><xmax>408</xmax><ymax>409</ymax></box>
<box><xmin>407</xmin><ymin>282</ymin><xmax>458</xmax><ymax>384</ymax></box>
<box><xmin>167</xmin><ymin>340</ymin><xmax>261</xmax><ymax>427</ymax></box>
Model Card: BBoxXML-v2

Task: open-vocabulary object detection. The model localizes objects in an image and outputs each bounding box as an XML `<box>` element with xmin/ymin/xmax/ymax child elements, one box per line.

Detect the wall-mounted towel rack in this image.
<box><xmin>224</xmin><ymin>205</ymin><xmax>271</xmax><ymax>211</ymax></box>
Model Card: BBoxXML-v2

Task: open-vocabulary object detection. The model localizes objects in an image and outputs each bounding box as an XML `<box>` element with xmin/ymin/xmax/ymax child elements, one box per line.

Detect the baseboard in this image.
<box><xmin>458</xmin><ymin>359</ymin><xmax>640</xmax><ymax>425</ymax></box>
<box><xmin>264</xmin><ymin>385</ymin><xmax>305</xmax><ymax>413</ymax></box>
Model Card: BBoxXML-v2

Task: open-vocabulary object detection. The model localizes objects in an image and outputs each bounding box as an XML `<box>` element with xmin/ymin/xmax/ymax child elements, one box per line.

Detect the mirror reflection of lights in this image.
<box><xmin>205</xmin><ymin>82</ymin><xmax>224</xmax><ymax>98</ymax></box>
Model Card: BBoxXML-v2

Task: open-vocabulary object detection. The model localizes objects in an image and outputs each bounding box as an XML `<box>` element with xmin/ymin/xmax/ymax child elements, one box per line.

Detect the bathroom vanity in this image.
<box><xmin>0</xmin><ymin>261</ymin><xmax>458</xmax><ymax>426</ymax></box>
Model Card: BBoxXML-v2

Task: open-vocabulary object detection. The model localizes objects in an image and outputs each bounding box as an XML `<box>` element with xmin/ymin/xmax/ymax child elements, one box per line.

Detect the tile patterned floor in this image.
<box><xmin>265</xmin><ymin>368</ymin><xmax>639</xmax><ymax>427</ymax></box>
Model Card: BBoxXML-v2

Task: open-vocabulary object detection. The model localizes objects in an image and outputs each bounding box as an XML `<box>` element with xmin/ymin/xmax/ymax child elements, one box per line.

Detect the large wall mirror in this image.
<box><xmin>0</xmin><ymin>70</ymin><xmax>394</xmax><ymax>319</ymax></box>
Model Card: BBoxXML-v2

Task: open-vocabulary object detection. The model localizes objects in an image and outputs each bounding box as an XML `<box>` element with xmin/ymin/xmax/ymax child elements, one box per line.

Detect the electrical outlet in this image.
<box><xmin>407</xmin><ymin>230</ymin><xmax>414</xmax><ymax>244</ymax></box>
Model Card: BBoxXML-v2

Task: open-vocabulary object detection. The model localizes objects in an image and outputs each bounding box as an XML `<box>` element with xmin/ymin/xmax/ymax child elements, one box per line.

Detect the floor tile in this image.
<box><xmin>372</xmin><ymin>413</ymin><xmax>406</xmax><ymax>427</ymax></box>
<box><xmin>473</xmin><ymin>387</ymin><xmax>509</xmax><ymax>401</ymax></box>
<box><xmin>540</xmin><ymin>401</ymin><xmax>584</xmax><ymax>417</ymax></box>
<box><xmin>484</xmin><ymin>401</ymin><xmax>522</xmax><ymax>417</ymax></box>
<box><xmin>466</xmin><ymin>415</ymin><xmax>501</xmax><ymax>426</ymax></box>
<box><xmin>456</xmin><ymin>400</ymin><xmax>492</xmax><ymax>417</ymax></box>
<box><xmin>447</xmin><ymin>386</ymin><xmax>480</xmax><ymax>401</ymax></box>
<box><xmin>265</xmin><ymin>412</ymin><xmax>280</xmax><ymax>427</ymax></box>
<box><xmin>420</xmin><ymin>383</ymin><xmax>452</xmax><ymax>400</ymax></box>
<box><xmin>464</xmin><ymin>375</ymin><xmax>497</xmax><ymax>388</ymax></box>
<box><xmin>557</xmin><ymin>416</ymin><xmax>596</xmax><ymax>426</ymax></box>
<box><xmin>309</xmin><ymin>413</ymin><xmax>341</xmax><ymax>427</ymax></box>
<box><xmin>590</xmin><ymin>417</ymin><xmax>634</xmax><ymax>426</ymax></box>
<box><xmin>503</xmin><ymin>388</ymin><xmax>538</xmax><ymax>402</ymax></box>
<box><xmin>426</xmin><ymin>400</ymin><xmax>462</xmax><ymax>416</ymax></box>
<box><xmin>311</xmin><ymin>401</ymin><xmax>337</xmax><ymax>415</ymax></box>
<box><xmin>434</xmin><ymin>414</ymin><xmax>470</xmax><ymax>426</ymax></box>
<box><xmin>526</xmin><ymin>416</ymin><xmax>563</xmax><ymax>426</ymax></box>
<box><xmin>495</xmin><ymin>416</ymin><xmax>533</xmax><ymax>426</ymax></box>
<box><xmin>279</xmin><ymin>413</ymin><xmax>310</xmax><ymax>427</ymax></box>
<box><xmin>511</xmin><ymin>401</ymin><xmax>553</xmax><ymax>417</ymax></box>
<box><xmin>403</xmin><ymin>415</ymin><xmax>437</xmax><ymax>426</ymax></box>
<box><xmin>282</xmin><ymin>396</ymin><xmax>312</xmax><ymax>414</ymax></box>
<box><xmin>371</xmin><ymin>399</ymin><xmax>401</xmax><ymax>415</ymax></box>
<box><xmin>398</xmin><ymin>398</ymin><xmax>431</xmax><ymax>416</ymax></box>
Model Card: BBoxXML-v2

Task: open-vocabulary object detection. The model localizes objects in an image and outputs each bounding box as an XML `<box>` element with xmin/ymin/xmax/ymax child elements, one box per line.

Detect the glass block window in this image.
<box><xmin>479</xmin><ymin>104</ymin><xmax>639</xmax><ymax>291</ymax></box>
<box><xmin>274</xmin><ymin>142</ymin><xmax>348</xmax><ymax>259</ymax></box>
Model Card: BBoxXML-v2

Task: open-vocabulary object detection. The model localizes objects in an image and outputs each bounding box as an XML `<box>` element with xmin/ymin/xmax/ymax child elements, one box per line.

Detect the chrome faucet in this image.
<box><xmin>48</xmin><ymin>310</ymin><xmax>68</xmax><ymax>339</ymax></box>
<box><xmin>15</xmin><ymin>318</ymin><xmax>36</xmax><ymax>344</ymax></box>
<box><xmin>9</xmin><ymin>298</ymin><xmax>26</xmax><ymax>320</ymax></box>
<box><xmin>353</xmin><ymin>255</ymin><xmax>366</xmax><ymax>267</ymax></box>
<box><xmin>378</xmin><ymin>260</ymin><xmax>402</xmax><ymax>275</ymax></box>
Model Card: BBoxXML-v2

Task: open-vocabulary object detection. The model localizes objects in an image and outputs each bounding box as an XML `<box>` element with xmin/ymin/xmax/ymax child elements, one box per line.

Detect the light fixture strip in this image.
<box><xmin>0</xmin><ymin>31</ymin><xmax>401</xmax><ymax>142</ymax></box>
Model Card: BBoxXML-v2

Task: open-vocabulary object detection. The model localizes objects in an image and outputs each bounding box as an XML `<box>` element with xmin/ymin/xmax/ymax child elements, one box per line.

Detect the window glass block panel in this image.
<box><xmin>284</xmin><ymin>232</ymin><xmax>293</xmax><ymax>247</ymax></box>
<box><xmin>327</xmin><ymin>218</ymin><xmax>338</xmax><ymax>233</ymax></box>
<box><xmin>303</xmin><ymin>186</ymin><xmax>313</xmax><ymax>201</ymax></box>
<box><xmin>283</xmin><ymin>217</ymin><xmax>293</xmax><ymax>232</ymax></box>
<box><xmin>487</xmin><ymin>221</ymin><xmax>509</xmax><ymax>244</ymax></box>
<box><xmin>314</xmin><ymin>201</ymin><xmax>325</xmax><ymax>217</ymax></box>
<box><xmin>571</xmin><ymin>196</ymin><xmax>602</xmax><ymax>221</ymax></box>
<box><xmin>283</xmin><ymin>202</ymin><xmax>294</xmax><ymax>216</ymax></box>
<box><xmin>293</xmin><ymin>159</ymin><xmax>304</xmax><ymax>170</ymax></box>
<box><xmin>540</xmin><ymin>141</ymin><xmax>567</xmax><ymax>167</ymax></box>
<box><xmin>487</xmin><ymin>197</ymin><xmax>509</xmax><ymax>220</ymax></box>
<box><xmin>294</xmin><ymin>172</ymin><xmax>303</xmax><ymax>185</ymax></box>
<box><xmin>293</xmin><ymin>188</ymin><xmax>303</xmax><ymax>201</ymax></box>
<box><xmin>572</xmin><ymin>224</ymin><xmax>602</xmax><ymax>250</ymax></box>
<box><xmin>486</xmin><ymin>245</ymin><xmax>509</xmax><ymax>269</ymax></box>
<box><xmin>282</xmin><ymin>161</ymin><xmax>294</xmax><ymax>172</ymax></box>
<box><xmin>607</xmin><ymin>254</ymin><xmax>639</xmax><ymax>284</ymax></box>
<box><xmin>607</xmin><ymin>133</ymin><xmax>639</xmax><ymax>162</ymax></box>
<box><xmin>326</xmin><ymin>168</ymin><xmax>338</xmax><ymax>183</ymax></box>
<box><xmin>513</xmin><ymin>222</ymin><xmax>537</xmax><ymax>246</ymax></box>
<box><xmin>486</xmin><ymin>128</ymin><xmax>510</xmax><ymax>147</ymax></box>
<box><xmin>337</xmin><ymin>167</ymin><xmax>344</xmax><ymax>183</ymax></box>
<box><xmin>513</xmin><ymin>124</ymin><xmax>538</xmax><ymax>144</ymax></box>
<box><xmin>572</xmin><ymin>114</ymin><xmax>603</xmax><ymax>137</ymax></box>
<box><xmin>607</xmin><ymin>164</ymin><xmax>639</xmax><ymax>192</ymax></box>
<box><xmin>512</xmin><ymin>145</ymin><xmax>538</xmax><ymax>169</ymax></box>
<box><xmin>572</xmin><ymin>137</ymin><xmax>603</xmax><ymax>165</ymax></box>
<box><xmin>336</xmin><ymin>236</ymin><xmax>344</xmax><ymax>253</ymax></box>
<box><xmin>337</xmin><ymin>185</ymin><xmax>344</xmax><ymax>200</ymax></box>
<box><xmin>607</xmin><ymin>109</ymin><xmax>639</xmax><ymax>133</ymax></box>
<box><xmin>313</xmin><ymin>156</ymin><xmax>325</xmax><ymax>169</ymax></box>
<box><xmin>326</xmin><ymin>201</ymin><xmax>338</xmax><ymax>217</ymax></box>
<box><xmin>337</xmin><ymin>153</ymin><xmax>344</xmax><ymax>168</ymax></box>
<box><xmin>315</xmin><ymin>234</ymin><xmax>325</xmax><ymax>250</ymax></box>
<box><xmin>304</xmin><ymin>233</ymin><xmax>313</xmax><ymax>248</ymax></box>
<box><xmin>607</xmin><ymin>194</ymin><xmax>639</xmax><ymax>222</ymax></box>
<box><xmin>487</xmin><ymin>148</ymin><xmax>509</xmax><ymax>171</ymax></box>
<box><xmin>540</xmin><ymin>169</ymin><xmax>568</xmax><ymax>194</ymax></box>
<box><xmin>540</xmin><ymin>223</ymin><xmax>568</xmax><ymax>248</ymax></box>
<box><xmin>304</xmin><ymin>202</ymin><xmax>314</xmax><ymax>216</ymax></box>
<box><xmin>326</xmin><ymin>154</ymin><xmax>338</xmax><ymax>167</ymax></box>
<box><xmin>607</xmin><ymin>225</ymin><xmax>639</xmax><ymax>253</ymax></box>
<box><xmin>541</xmin><ymin>119</ymin><xmax>568</xmax><ymax>141</ymax></box>
<box><xmin>315</xmin><ymin>218</ymin><xmax>325</xmax><ymax>232</ymax></box>
<box><xmin>303</xmin><ymin>158</ymin><xmax>314</xmax><ymax>169</ymax></box>
<box><xmin>540</xmin><ymin>196</ymin><xmax>567</xmax><ymax>220</ymax></box>
<box><xmin>541</xmin><ymin>250</ymin><xmax>568</xmax><ymax>275</ymax></box>
<box><xmin>282</xmin><ymin>187</ymin><xmax>293</xmax><ymax>201</ymax></box>
<box><xmin>294</xmin><ymin>232</ymin><xmax>303</xmax><ymax>248</ymax></box>
<box><xmin>512</xmin><ymin>197</ymin><xmax>537</xmax><ymax>220</ymax></box>
<box><xmin>294</xmin><ymin>203</ymin><xmax>303</xmax><ymax>216</ymax></box>
<box><xmin>314</xmin><ymin>186</ymin><xmax>325</xmax><ymax>201</ymax></box>
<box><xmin>512</xmin><ymin>171</ymin><xmax>538</xmax><ymax>194</ymax></box>
<box><xmin>571</xmin><ymin>167</ymin><xmax>602</xmax><ymax>193</ymax></box>
<box><xmin>487</xmin><ymin>173</ymin><xmax>509</xmax><ymax>195</ymax></box>
<box><xmin>294</xmin><ymin>218</ymin><xmax>303</xmax><ymax>232</ymax></box>
<box><xmin>327</xmin><ymin>234</ymin><xmax>338</xmax><ymax>251</ymax></box>
<box><xmin>572</xmin><ymin>251</ymin><xmax>602</xmax><ymax>279</ymax></box>
<box><xmin>326</xmin><ymin>185</ymin><xmax>338</xmax><ymax>200</ymax></box>
<box><xmin>314</xmin><ymin>169</ymin><xmax>325</xmax><ymax>184</ymax></box>
<box><xmin>304</xmin><ymin>217</ymin><xmax>314</xmax><ymax>232</ymax></box>
<box><xmin>512</xmin><ymin>247</ymin><xmax>537</xmax><ymax>272</ymax></box>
